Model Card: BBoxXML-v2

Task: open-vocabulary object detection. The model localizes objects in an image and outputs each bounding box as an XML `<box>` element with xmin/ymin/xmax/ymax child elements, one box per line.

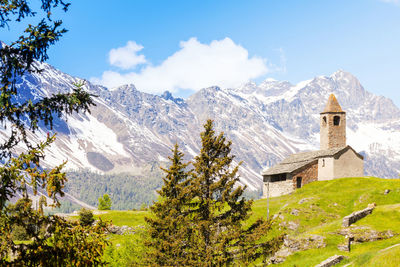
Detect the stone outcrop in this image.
<box><xmin>298</xmin><ymin>197</ymin><xmax>313</xmax><ymax>204</ymax></box>
<box><xmin>315</xmin><ymin>255</ymin><xmax>345</xmax><ymax>267</ymax></box>
<box><xmin>342</xmin><ymin>203</ymin><xmax>376</xmax><ymax>227</ymax></box>
<box><xmin>270</xmin><ymin>235</ymin><xmax>326</xmax><ymax>264</ymax></box>
<box><xmin>335</xmin><ymin>226</ymin><xmax>396</xmax><ymax>243</ymax></box>
<box><xmin>106</xmin><ymin>225</ymin><xmax>136</xmax><ymax>235</ymax></box>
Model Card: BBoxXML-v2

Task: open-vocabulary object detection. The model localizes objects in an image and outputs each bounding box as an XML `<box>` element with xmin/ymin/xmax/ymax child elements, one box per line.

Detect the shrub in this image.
<box><xmin>98</xmin><ymin>194</ymin><xmax>112</xmax><ymax>210</ymax></box>
<box><xmin>79</xmin><ymin>208</ymin><xmax>95</xmax><ymax>226</ymax></box>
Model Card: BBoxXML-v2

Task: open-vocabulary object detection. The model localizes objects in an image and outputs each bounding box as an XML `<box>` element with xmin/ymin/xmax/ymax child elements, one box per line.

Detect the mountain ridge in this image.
<box><xmin>8</xmin><ymin>63</ymin><xmax>400</xmax><ymax>193</ymax></box>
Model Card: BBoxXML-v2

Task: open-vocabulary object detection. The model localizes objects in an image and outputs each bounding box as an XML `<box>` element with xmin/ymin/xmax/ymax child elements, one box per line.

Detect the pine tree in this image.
<box><xmin>0</xmin><ymin>1</ymin><xmax>109</xmax><ymax>265</ymax></box>
<box><xmin>145</xmin><ymin>144</ymin><xmax>192</xmax><ymax>266</ymax></box>
<box><xmin>187</xmin><ymin>119</ymin><xmax>283</xmax><ymax>265</ymax></box>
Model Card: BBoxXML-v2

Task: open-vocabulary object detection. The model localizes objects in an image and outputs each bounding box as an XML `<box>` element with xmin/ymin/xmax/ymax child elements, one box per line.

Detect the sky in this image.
<box><xmin>2</xmin><ymin>0</ymin><xmax>400</xmax><ymax>105</ymax></box>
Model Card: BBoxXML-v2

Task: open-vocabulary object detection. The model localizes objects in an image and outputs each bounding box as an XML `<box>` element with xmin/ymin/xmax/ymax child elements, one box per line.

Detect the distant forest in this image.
<box><xmin>55</xmin><ymin>165</ymin><xmax>163</xmax><ymax>213</ymax></box>
<box><xmin>53</xmin><ymin>165</ymin><xmax>262</xmax><ymax>213</ymax></box>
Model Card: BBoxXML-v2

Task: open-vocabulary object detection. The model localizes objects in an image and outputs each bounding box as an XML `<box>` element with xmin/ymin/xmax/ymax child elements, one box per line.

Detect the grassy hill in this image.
<box><xmin>90</xmin><ymin>177</ymin><xmax>400</xmax><ymax>266</ymax></box>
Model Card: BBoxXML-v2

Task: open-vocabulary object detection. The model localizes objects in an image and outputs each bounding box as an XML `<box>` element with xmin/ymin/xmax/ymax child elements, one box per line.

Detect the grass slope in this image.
<box><xmin>252</xmin><ymin>177</ymin><xmax>400</xmax><ymax>266</ymax></box>
<box><xmin>97</xmin><ymin>177</ymin><xmax>400</xmax><ymax>266</ymax></box>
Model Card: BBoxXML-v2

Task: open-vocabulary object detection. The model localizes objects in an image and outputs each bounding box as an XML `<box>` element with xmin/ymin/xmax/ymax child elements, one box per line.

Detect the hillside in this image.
<box><xmin>96</xmin><ymin>177</ymin><xmax>400</xmax><ymax>266</ymax></box>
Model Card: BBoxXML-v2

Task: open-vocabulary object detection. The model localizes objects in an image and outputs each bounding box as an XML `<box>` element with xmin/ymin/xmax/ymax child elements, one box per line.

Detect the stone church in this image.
<box><xmin>262</xmin><ymin>94</ymin><xmax>364</xmax><ymax>198</ymax></box>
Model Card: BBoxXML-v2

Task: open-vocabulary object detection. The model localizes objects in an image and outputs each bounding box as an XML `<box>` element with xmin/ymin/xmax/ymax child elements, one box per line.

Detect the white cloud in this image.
<box><xmin>108</xmin><ymin>41</ymin><xmax>147</xmax><ymax>69</ymax></box>
<box><xmin>91</xmin><ymin>38</ymin><xmax>269</xmax><ymax>94</ymax></box>
<box><xmin>380</xmin><ymin>0</ymin><xmax>400</xmax><ymax>5</ymax></box>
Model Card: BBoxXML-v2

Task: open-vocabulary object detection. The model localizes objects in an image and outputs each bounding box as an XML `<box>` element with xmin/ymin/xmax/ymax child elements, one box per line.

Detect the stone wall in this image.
<box><xmin>315</xmin><ymin>255</ymin><xmax>345</xmax><ymax>267</ymax></box>
<box><xmin>342</xmin><ymin>203</ymin><xmax>375</xmax><ymax>227</ymax></box>
<box><xmin>263</xmin><ymin>180</ymin><xmax>294</xmax><ymax>198</ymax></box>
<box><xmin>320</xmin><ymin>112</ymin><xmax>346</xmax><ymax>150</ymax></box>
<box><xmin>292</xmin><ymin>162</ymin><xmax>318</xmax><ymax>189</ymax></box>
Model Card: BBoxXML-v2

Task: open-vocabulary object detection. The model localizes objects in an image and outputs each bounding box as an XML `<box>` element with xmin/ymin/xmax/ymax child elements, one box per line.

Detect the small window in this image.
<box><xmin>322</xmin><ymin>116</ymin><xmax>327</xmax><ymax>126</ymax></box>
<box><xmin>333</xmin><ymin>116</ymin><xmax>340</xmax><ymax>126</ymax></box>
<box><xmin>322</xmin><ymin>159</ymin><xmax>325</xmax><ymax>167</ymax></box>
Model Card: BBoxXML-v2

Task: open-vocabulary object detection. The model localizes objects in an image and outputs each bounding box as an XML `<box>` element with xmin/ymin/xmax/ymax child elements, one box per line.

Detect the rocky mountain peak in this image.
<box><xmin>161</xmin><ymin>91</ymin><xmax>185</xmax><ymax>106</ymax></box>
<box><xmin>9</xmin><ymin>63</ymin><xmax>400</xmax><ymax>193</ymax></box>
<box><xmin>113</xmin><ymin>84</ymin><xmax>137</xmax><ymax>92</ymax></box>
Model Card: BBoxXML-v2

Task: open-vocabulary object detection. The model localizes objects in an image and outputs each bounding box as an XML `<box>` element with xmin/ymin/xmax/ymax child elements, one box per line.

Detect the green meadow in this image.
<box><xmin>79</xmin><ymin>177</ymin><xmax>400</xmax><ymax>266</ymax></box>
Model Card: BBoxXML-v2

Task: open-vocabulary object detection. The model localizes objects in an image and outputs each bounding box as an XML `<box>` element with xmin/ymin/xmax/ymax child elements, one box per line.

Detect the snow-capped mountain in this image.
<box><xmin>10</xmin><ymin>63</ymin><xmax>400</xmax><ymax>191</ymax></box>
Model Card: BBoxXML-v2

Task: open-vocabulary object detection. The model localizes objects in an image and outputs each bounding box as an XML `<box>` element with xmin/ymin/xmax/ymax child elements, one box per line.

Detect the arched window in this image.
<box><xmin>333</xmin><ymin>116</ymin><xmax>340</xmax><ymax>126</ymax></box>
<box><xmin>322</xmin><ymin>116</ymin><xmax>327</xmax><ymax>126</ymax></box>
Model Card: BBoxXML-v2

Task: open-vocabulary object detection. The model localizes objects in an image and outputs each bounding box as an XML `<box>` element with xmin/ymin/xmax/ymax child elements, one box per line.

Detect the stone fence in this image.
<box><xmin>342</xmin><ymin>203</ymin><xmax>376</xmax><ymax>227</ymax></box>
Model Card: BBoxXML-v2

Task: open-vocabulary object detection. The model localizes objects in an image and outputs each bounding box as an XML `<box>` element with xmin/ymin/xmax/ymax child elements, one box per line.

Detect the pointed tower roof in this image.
<box><xmin>321</xmin><ymin>94</ymin><xmax>344</xmax><ymax>113</ymax></box>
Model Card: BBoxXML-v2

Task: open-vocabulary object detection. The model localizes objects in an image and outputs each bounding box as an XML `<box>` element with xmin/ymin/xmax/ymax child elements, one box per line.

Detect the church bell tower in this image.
<box><xmin>320</xmin><ymin>94</ymin><xmax>346</xmax><ymax>150</ymax></box>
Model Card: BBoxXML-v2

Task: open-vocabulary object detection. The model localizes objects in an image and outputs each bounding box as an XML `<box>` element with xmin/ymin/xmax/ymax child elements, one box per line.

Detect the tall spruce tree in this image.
<box><xmin>146</xmin><ymin>120</ymin><xmax>283</xmax><ymax>265</ymax></box>
<box><xmin>145</xmin><ymin>144</ymin><xmax>192</xmax><ymax>266</ymax></box>
<box><xmin>188</xmin><ymin>119</ymin><xmax>283</xmax><ymax>265</ymax></box>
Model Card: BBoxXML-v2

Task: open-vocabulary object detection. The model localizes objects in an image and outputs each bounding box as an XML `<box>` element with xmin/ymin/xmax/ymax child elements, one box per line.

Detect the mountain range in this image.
<box><xmin>9</xmin><ymin>62</ymin><xmax>400</xmax><ymax>195</ymax></box>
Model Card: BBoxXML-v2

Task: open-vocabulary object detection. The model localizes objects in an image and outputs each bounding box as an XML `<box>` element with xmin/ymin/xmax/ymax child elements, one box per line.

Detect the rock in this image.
<box><xmin>270</xmin><ymin>235</ymin><xmax>326</xmax><ymax>264</ymax></box>
<box><xmin>337</xmin><ymin>236</ymin><xmax>352</xmax><ymax>252</ymax></box>
<box><xmin>337</xmin><ymin>244</ymin><xmax>349</xmax><ymax>251</ymax></box>
<box><xmin>107</xmin><ymin>225</ymin><xmax>134</xmax><ymax>235</ymax></box>
<box><xmin>287</xmin><ymin>221</ymin><xmax>299</xmax><ymax>231</ymax></box>
<box><xmin>384</xmin><ymin>189</ymin><xmax>391</xmax><ymax>195</ymax></box>
<box><xmin>299</xmin><ymin>197</ymin><xmax>313</xmax><ymax>204</ymax></box>
<box><xmin>315</xmin><ymin>255</ymin><xmax>345</xmax><ymax>267</ymax></box>
<box><xmin>342</xmin><ymin>204</ymin><xmax>375</xmax><ymax>227</ymax></box>
<box><xmin>270</xmin><ymin>255</ymin><xmax>286</xmax><ymax>264</ymax></box>
<box><xmin>291</xmin><ymin>209</ymin><xmax>300</xmax><ymax>216</ymax></box>
<box><xmin>273</xmin><ymin>214</ymin><xmax>284</xmax><ymax>220</ymax></box>
<box><xmin>335</xmin><ymin>226</ymin><xmax>396</xmax><ymax>243</ymax></box>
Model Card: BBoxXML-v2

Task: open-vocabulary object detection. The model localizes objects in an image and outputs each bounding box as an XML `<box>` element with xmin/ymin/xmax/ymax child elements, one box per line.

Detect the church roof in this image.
<box><xmin>261</xmin><ymin>146</ymin><xmax>362</xmax><ymax>176</ymax></box>
<box><xmin>321</xmin><ymin>94</ymin><xmax>344</xmax><ymax>113</ymax></box>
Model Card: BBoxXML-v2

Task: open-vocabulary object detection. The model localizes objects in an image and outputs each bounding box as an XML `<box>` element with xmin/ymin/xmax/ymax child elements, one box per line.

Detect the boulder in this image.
<box><xmin>270</xmin><ymin>235</ymin><xmax>326</xmax><ymax>264</ymax></box>
<box><xmin>315</xmin><ymin>255</ymin><xmax>345</xmax><ymax>267</ymax></box>
<box><xmin>291</xmin><ymin>209</ymin><xmax>300</xmax><ymax>216</ymax></box>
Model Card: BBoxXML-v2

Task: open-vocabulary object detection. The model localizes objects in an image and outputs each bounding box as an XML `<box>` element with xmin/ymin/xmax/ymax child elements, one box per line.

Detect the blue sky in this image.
<box><xmin>2</xmin><ymin>0</ymin><xmax>400</xmax><ymax>105</ymax></box>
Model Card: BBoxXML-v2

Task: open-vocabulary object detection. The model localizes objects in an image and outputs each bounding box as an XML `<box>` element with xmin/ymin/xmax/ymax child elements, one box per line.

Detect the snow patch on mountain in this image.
<box><xmin>8</xmin><ymin>63</ymin><xmax>400</xmax><ymax>192</ymax></box>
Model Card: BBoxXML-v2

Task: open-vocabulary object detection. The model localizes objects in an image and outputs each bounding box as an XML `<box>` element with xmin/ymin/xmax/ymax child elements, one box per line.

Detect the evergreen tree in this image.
<box><xmin>188</xmin><ymin>120</ymin><xmax>283</xmax><ymax>265</ymax></box>
<box><xmin>98</xmin><ymin>194</ymin><xmax>112</xmax><ymax>210</ymax></box>
<box><xmin>0</xmin><ymin>1</ymin><xmax>109</xmax><ymax>265</ymax></box>
<box><xmin>145</xmin><ymin>144</ymin><xmax>192</xmax><ymax>266</ymax></box>
<box><xmin>145</xmin><ymin>121</ymin><xmax>283</xmax><ymax>265</ymax></box>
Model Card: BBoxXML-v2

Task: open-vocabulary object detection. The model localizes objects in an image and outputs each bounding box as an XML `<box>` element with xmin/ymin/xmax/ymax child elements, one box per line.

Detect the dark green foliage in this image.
<box><xmin>98</xmin><ymin>194</ymin><xmax>112</xmax><ymax>210</ymax></box>
<box><xmin>7</xmin><ymin>198</ymin><xmax>32</xmax><ymax>241</ymax></box>
<box><xmin>145</xmin><ymin>144</ymin><xmax>192</xmax><ymax>266</ymax></box>
<box><xmin>11</xmin><ymin>224</ymin><xmax>29</xmax><ymax>241</ymax></box>
<box><xmin>146</xmin><ymin>120</ymin><xmax>283</xmax><ymax>266</ymax></box>
<box><xmin>0</xmin><ymin>1</ymin><xmax>108</xmax><ymax>265</ymax></box>
<box><xmin>79</xmin><ymin>208</ymin><xmax>94</xmax><ymax>226</ymax></box>
<box><xmin>188</xmin><ymin>120</ymin><xmax>282</xmax><ymax>265</ymax></box>
<box><xmin>60</xmin><ymin>168</ymin><xmax>163</xmax><ymax>211</ymax></box>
